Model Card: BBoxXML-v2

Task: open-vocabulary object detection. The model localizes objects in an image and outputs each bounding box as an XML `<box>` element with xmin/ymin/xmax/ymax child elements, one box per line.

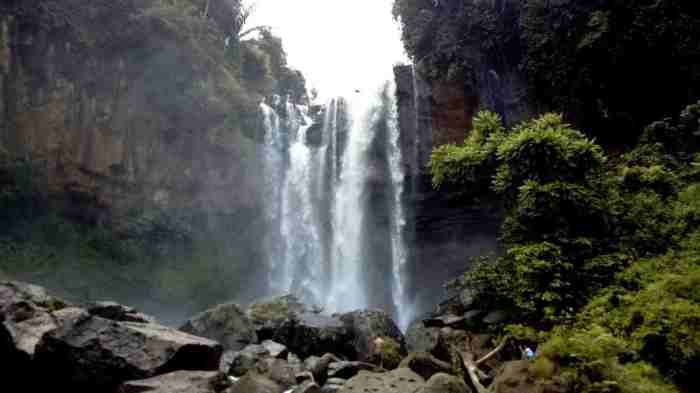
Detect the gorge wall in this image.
<box><xmin>0</xmin><ymin>0</ymin><xmax>311</xmax><ymax>320</ymax></box>
<box><xmin>393</xmin><ymin>65</ymin><xmax>500</xmax><ymax>319</ymax></box>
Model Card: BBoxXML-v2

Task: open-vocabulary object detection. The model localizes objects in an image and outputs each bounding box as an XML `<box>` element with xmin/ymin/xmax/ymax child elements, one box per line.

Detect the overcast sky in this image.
<box><xmin>245</xmin><ymin>0</ymin><xmax>408</xmax><ymax>99</ymax></box>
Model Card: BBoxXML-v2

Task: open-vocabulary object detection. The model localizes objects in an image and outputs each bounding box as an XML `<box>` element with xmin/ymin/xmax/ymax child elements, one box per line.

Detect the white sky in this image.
<box><xmin>245</xmin><ymin>0</ymin><xmax>408</xmax><ymax>99</ymax></box>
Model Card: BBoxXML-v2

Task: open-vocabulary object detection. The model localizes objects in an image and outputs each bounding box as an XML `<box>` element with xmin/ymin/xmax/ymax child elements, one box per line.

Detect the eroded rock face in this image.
<box><xmin>181</xmin><ymin>302</ymin><xmax>257</xmax><ymax>351</ymax></box>
<box><xmin>338</xmin><ymin>368</ymin><xmax>426</xmax><ymax>393</ymax></box>
<box><xmin>119</xmin><ymin>370</ymin><xmax>230</xmax><ymax>393</ymax></box>
<box><xmin>35</xmin><ymin>312</ymin><xmax>223</xmax><ymax>390</ymax></box>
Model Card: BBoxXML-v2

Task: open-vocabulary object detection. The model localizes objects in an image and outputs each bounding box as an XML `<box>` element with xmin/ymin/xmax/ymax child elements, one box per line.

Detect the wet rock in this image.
<box><xmin>35</xmin><ymin>312</ymin><xmax>223</xmax><ymax>390</ymax></box>
<box><xmin>181</xmin><ymin>302</ymin><xmax>257</xmax><ymax>351</ymax></box>
<box><xmin>227</xmin><ymin>373</ymin><xmax>283</xmax><ymax>393</ymax></box>
<box><xmin>293</xmin><ymin>380</ymin><xmax>321</xmax><ymax>393</ymax></box>
<box><xmin>88</xmin><ymin>301</ymin><xmax>156</xmax><ymax>324</ymax></box>
<box><xmin>418</xmin><ymin>373</ymin><xmax>471</xmax><ymax>393</ymax></box>
<box><xmin>339</xmin><ymin>310</ymin><xmax>406</xmax><ymax>362</ymax></box>
<box><xmin>399</xmin><ymin>352</ymin><xmax>454</xmax><ymax>380</ymax></box>
<box><xmin>119</xmin><ymin>370</ymin><xmax>230</xmax><ymax>393</ymax></box>
<box><xmin>229</xmin><ymin>344</ymin><xmax>271</xmax><ymax>377</ymax></box>
<box><xmin>262</xmin><ymin>339</ymin><xmax>289</xmax><ymax>359</ymax></box>
<box><xmin>338</xmin><ymin>368</ymin><xmax>425</xmax><ymax>393</ymax></box>
<box><xmin>327</xmin><ymin>361</ymin><xmax>378</xmax><ymax>380</ymax></box>
<box><xmin>405</xmin><ymin>320</ymin><xmax>440</xmax><ymax>353</ymax></box>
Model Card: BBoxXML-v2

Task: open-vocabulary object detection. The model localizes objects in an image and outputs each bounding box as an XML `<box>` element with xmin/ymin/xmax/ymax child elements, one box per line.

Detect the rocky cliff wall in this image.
<box><xmin>0</xmin><ymin>0</ymin><xmax>271</xmax><ymax>229</ymax></box>
<box><xmin>394</xmin><ymin>65</ymin><xmax>500</xmax><ymax>317</ymax></box>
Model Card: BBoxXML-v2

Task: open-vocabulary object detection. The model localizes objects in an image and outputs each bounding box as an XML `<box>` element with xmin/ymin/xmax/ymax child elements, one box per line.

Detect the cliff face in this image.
<box><xmin>0</xmin><ymin>0</ymin><xmax>268</xmax><ymax>229</ymax></box>
<box><xmin>392</xmin><ymin>0</ymin><xmax>700</xmax><ymax>145</ymax></box>
<box><xmin>394</xmin><ymin>65</ymin><xmax>500</xmax><ymax>317</ymax></box>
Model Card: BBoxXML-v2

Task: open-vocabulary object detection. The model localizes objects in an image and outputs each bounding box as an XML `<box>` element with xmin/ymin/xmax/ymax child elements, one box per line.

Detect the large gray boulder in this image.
<box><xmin>35</xmin><ymin>310</ymin><xmax>223</xmax><ymax>390</ymax></box>
<box><xmin>418</xmin><ymin>373</ymin><xmax>472</xmax><ymax>393</ymax></box>
<box><xmin>339</xmin><ymin>310</ymin><xmax>407</xmax><ymax>362</ymax></box>
<box><xmin>181</xmin><ymin>302</ymin><xmax>257</xmax><ymax>351</ymax></box>
<box><xmin>247</xmin><ymin>296</ymin><xmax>351</xmax><ymax>358</ymax></box>
<box><xmin>119</xmin><ymin>371</ymin><xmax>230</xmax><ymax>393</ymax></box>
<box><xmin>0</xmin><ymin>281</ymin><xmax>70</xmax><ymax>387</ymax></box>
<box><xmin>228</xmin><ymin>344</ymin><xmax>271</xmax><ymax>377</ymax></box>
<box><xmin>338</xmin><ymin>368</ymin><xmax>425</xmax><ymax>393</ymax></box>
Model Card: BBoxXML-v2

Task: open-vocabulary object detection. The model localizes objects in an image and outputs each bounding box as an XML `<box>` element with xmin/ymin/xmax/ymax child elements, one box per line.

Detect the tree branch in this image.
<box><xmin>476</xmin><ymin>335</ymin><xmax>510</xmax><ymax>366</ymax></box>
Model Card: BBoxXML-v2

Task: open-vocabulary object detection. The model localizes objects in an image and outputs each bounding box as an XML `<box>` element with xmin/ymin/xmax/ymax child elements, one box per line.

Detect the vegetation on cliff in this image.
<box><xmin>431</xmin><ymin>101</ymin><xmax>700</xmax><ymax>391</ymax></box>
<box><xmin>393</xmin><ymin>0</ymin><xmax>700</xmax><ymax>145</ymax></box>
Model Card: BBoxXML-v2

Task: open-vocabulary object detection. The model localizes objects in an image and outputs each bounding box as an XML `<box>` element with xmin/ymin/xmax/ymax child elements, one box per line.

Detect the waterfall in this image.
<box><xmin>386</xmin><ymin>83</ymin><xmax>412</xmax><ymax>330</ymax></box>
<box><xmin>259</xmin><ymin>82</ymin><xmax>412</xmax><ymax>326</ymax></box>
<box><xmin>280</xmin><ymin>103</ymin><xmax>325</xmax><ymax>303</ymax></box>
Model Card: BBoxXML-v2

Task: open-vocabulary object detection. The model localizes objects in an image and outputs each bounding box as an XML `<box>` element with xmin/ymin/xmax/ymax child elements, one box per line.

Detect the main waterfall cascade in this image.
<box><xmin>259</xmin><ymin>84</ymin><xmax>414</xmax><ymax>328</ymax></box>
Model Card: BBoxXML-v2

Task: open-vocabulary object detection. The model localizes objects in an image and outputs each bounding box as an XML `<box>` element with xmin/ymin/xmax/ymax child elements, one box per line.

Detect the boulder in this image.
<box><xmin>0</xmin><ymin>281</ymin><xmax>70</xmax><ymax>387</ymax></box>
<box><xmin>35</xmin><ymin>311</ymin><xmax>223</xmax><ymax>390</ymax></box>
<box><xmin>399</xmin><ymin>352</ymin><xmax>454</xmax><ymax>380</ymax></box>
<box><xmin>88</xmin><ymin>301</ymin><xmax>156</xmax><ymax>324</ymax></box>
<box><xmin>405</xmin><ymin>320</ymin><xmax>440</xmax><ymax>353</ymax></box>
<box><xmin>492</xmin><ymin>360</ymin><xmax>567</xmax><ymax>393</ymax></box>
<box><xmin>271</xmin><ymin>313</ymin><xmax>351</xmax><ymax>358</ymax></box>
<box><xmin>247</xmin><ymin>295</ymin><xmax>307</xmax><ymax>336</ymax></box>
<box><xmin>228</xmin><ymin>344</ymin><xmax>271</xmax><ymax>377</ymax></box>
<box><xmin>304</xmin><ymin>353</ymin><xmax>340</xmax><ymax>384</ymax></box>
<box><xmin>119</xmin><ymin>371</ymin><xmax>230</xmax><ymax>393</ymax></box>
<box><xmin>338</xmin><ymin>368</ymin><xmax>425</xmax><ymax>393</ymax></box>
<box><xmin>247</xmin><ymin>296</ymin><xmax>348</xmax><ymax>358</ymax></box>
<box><xmin>339</xmin><ymin>310</ymin><xmax>406</xmax><ymax>362</ymax></box>
<box><xmin>227</xmin><ymin>373</ymin><xmax>283</xmax><ymax>393</ymax></box>
<box><xmin>327</xmin><ymin>361</ymin><xmax>379</xmax><ymax>380</ymax></box>
<box><xmin>255</xmin><ymin>357</ymin><xmax>299</xmax><ymax>389</ymax></box>
<box><xmin>181</xmin><ymin>302</ymin><xmax>257</xmax><ymax>351</ymax></box>
<box><xmin>418</xmin><ymin>373</ymin><xmax>472</xmax><ymax>393</ymax></box>
<box><xmin>293</xmin><ymin>380</ymin><xmax>321</xmax><ymax>393</ymax></box>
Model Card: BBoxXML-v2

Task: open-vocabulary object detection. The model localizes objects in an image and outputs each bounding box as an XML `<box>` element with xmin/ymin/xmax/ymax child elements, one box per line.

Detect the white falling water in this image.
<box><xmin>260</xmin><ymin>102</ymin><xmax>285</xmax><ymax>291</ymax></box>
<box><xmin>280</xmin><ymin>104</ymin><xmax>325</xmax><ymax>303</ymax></box>
<box><xmin>326</xmin><ymin>93</ymin><xmax>378</xmax><ymax>313</ymax></box>
<box><xmin>260</xmin><ymin>83</ymin><xmax>412</xmax><ymax>326</ymax></box>
<box><xmin>386</xmin><ymin>82</ymin><xmax>413</xmax><ymax>330</ymax></box>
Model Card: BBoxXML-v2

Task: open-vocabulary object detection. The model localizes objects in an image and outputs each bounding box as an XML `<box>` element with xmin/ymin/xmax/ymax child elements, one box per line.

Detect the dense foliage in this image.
<box><xmin>392</xmin><ymin>0</ymin><xmax>700</xmax><ymax>145</ymax></box>
<box><xmin>433</xmin><ymin>103</ymin><xmax>700</xmax><ymax>391</ymax></box>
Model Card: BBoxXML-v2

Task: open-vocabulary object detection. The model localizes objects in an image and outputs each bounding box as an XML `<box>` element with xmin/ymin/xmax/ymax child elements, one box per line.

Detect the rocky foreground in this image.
<box><xmin>1</xmin><ymin>280</ymin><xmax>543</xmax><ymax>393</ymax></box>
